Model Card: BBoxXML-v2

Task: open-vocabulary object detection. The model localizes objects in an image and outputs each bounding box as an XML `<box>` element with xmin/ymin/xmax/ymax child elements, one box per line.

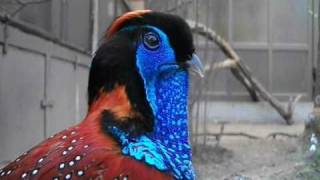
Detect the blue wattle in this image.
<box><xmin>107</xmin><ymin>26</ymin><xmax>195</xmax><ymax>179</ymax></box>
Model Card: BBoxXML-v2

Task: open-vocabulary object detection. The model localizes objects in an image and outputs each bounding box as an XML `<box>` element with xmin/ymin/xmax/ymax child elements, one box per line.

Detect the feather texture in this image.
<box><xmin>0</xmin><ymin>86</ymin><xmax>172</xmax><ymax>180</ymax></box>
<box><xmin>1</xmin><ymin>10</ymin><xmax>198</xmax><ymax>180</ymax></box>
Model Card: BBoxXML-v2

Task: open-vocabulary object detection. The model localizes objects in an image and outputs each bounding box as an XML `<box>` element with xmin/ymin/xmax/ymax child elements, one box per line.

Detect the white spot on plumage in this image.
<box><xmin>71</xmin><ymin>139</ymin><xmax>77</xmax><ymax>143</ymax></box>
<box><xmin>6</xmin><ymin>170</ymin><xmax>12</xmax><ymax>175</ymax></box>
<box><xmin>59</xmin><ymin>163</ymin><xmax>65</xmax><ymax>169</ymax></box>
<box><xmin>71</xmin><ymin>131</ymin><xmax>76</xmax><ymax>135</ymax></box>
<box><xmin>31</xmin><ymin>169</ymin><xmax>38</xmax><ymax>175</ymax></box>
<box><xmin>62</xmin><ymin>135</ymin><xmax>67</xmax><ymax>139</ymax></box>
<box><xmin>65</xmin><ymin>173</ymin><xmax>72</xmax><ymax>179</ymax></box>
<box><xmin>77</xmin><ymin>170</ymin><xmax>84</xmax><ymax>176</ymax></box>
<box><xmin>69</xmin><ymin>161</ymin><xmax>75</xmax><ymax>166</ymax></box>
<box><xmin>62</xmin><ymin>151</ymin><xmax>68</xmax><ymax>155</ymax></box>
<box><xmin>15</xmin><ymin>158</ymin><xmax>21</xmax><ymax>162</ymax></box>
<box><xmin>67</xmin><ymin>146</ymin><xmax>73</xmax><ymax>151</ymax></box>
<box><xmin>0</xmin><ymin>171</ymin><xmax>5</xmax><ymax>176</ymax></box>
<box><xmin>84</xmin><ymin>145</ymin><xmax>89</xmax><ymax>149</ymax></box>
<box><xmin>123</xmin><ymin>176</ymin><xmax>128</xmax><ymax>180</ymax></box>
<box><xmin>38</xmin><ymin>158</ymin><xmax>44</xmax><ymax>163</ymax></box>
<box><xmin>21</xmin><ymin>172</ymin><xmax>27</xmax><ymax>178</ymax></box>
<box><xmin>53</xmin><ymin>177</ymin><xmax>59</xmax><ymax>180</ymax></box>
<box><xmin>75</xmin><ymin>155</ymin><xmax>81</xmax><ymax>161</ymax></box>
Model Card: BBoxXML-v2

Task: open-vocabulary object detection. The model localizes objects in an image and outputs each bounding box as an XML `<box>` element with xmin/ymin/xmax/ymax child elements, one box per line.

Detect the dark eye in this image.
<box><xmin>143</xmin><ymin>32</ymin><xmax>160</xmax><ymax>50</ymax></box>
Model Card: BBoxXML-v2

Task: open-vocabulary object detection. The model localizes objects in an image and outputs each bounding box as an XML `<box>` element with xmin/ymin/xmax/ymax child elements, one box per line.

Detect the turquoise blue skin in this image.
<box><xmin>108</xmin><ymin>26</ymin><xmax>195</xmax><ymax>180</ymax></box>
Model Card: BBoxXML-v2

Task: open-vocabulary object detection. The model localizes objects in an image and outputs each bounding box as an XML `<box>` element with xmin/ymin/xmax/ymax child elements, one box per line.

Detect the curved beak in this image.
<box><xmin>186</xmin><ymin>54</ymin><xmax>204</xmax><ymax>78</ymax></box>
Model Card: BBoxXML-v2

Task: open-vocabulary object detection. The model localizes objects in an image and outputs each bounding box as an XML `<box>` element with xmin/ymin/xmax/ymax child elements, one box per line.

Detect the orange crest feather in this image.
<box><xmin>106</xmin><ymin>10</ymin><xmax>152</xmax><ymax>39</ymax></box>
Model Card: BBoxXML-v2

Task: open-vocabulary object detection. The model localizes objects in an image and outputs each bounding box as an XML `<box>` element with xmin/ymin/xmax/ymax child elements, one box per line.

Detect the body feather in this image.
<box><xmin>1</xmin><ymin>86</ymin><xmax>172</xmax><ymax>180</ymax></box>
<box><xmin>1</xmin><ymin>10</ymin><xmax>199</xmax><ymax>180</ymax></box>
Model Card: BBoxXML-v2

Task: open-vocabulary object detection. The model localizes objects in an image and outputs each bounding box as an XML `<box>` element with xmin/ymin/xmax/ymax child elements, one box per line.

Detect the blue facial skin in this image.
<box><xmin>108</xmin><ymin>26</ymin><xmax>195</xmax><ymax>180</ymax></box>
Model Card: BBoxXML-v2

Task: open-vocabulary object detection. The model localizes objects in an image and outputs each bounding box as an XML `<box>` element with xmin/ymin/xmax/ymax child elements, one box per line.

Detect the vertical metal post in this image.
<box><xmin>41</xmin><ymin>44</ymin><xmax>54</xmax><ymax>138</ymax></box>
<box><xmin>145</xmin><ymin>0</ymin><xmax>149</xmax><ymax>9</ymax></box>
<box><xmin>60</xmin><ymin>0</ymin><xmax>68</xmax><ymax>41</ymax></box>
<box><xmin>74</xmin><ymin>55</ymin><xmax>80</xmax><ymax>123</ymax></box>
<box><xmin>43</xmin><ymin>52</ymin><xmax>49</xmax><ymax>138</ymax></box>
<box><xmin>175</xmin><ymin>0</ymin><xmax>179</xmax><ymax>15</ymax></box>
<box><xmin>315</xmin><ymin>0</ymin><xmax>320</xmax><ymax>109</ymax></box>
<box><xmin>309</xmin><ymin>0</ymin><xmax>314</xmax><ymax>100</ymax></box>
<box><xmin>311</xmin><ymin>0</ymin><xmax>320</xmax><ymax>136</ymax></box>
<box><xmin>114</xmin><ymin>0</ymin><xmax>118</xmax><ymax>20</ymax></box>
<box><xmin>193</xmin><ymin>0</ymin><xmax>200</xmax><ymax>152</ymax></box>
<box><xmin>128</xmin><ymin>0</ymin><xmax>145</xmax><ymax>10</ymax></box>
<box><xmin>90</xmin><ymin>0</ymin><xmax>99</xmax><ymax>55</ymax></box>
<box><xmin>228</xmin><ymin>0</ymin><xmax>233</xmax><ymax>43</ymax></box>
<box><xmin>202</xmin><ymin>0</ymin><xmax>210</xmax><ymax>147</ymax></box>
<box><xmin>267</xmin><ymin>0</ymin><xmax>273</xmax><ymax>92</ymax></box>
<box><xmin>2</xmin><ymin>19</ymin><xmax>8</xmax><ymax>55</ymax></box>
<box><xmin>226</xmin><ymin>0</ymin><xmax>233</xmax><ymax>98</ymax></box>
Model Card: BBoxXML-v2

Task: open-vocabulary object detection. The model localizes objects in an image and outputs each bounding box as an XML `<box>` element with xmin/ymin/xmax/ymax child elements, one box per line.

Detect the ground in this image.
<box><xmin>193</xmin><ymin>123</ymin><xmax>312</xmax><ymax>180</ymax></box>
<box><xmin>0</xmin><ymin>123</ymin><xmax>315</xmax><ymax>179</ymax></box>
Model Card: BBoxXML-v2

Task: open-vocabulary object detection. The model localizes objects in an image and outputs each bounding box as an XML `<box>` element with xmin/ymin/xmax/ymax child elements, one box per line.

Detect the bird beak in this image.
<box><xmin>186</xmin><ymin>54</ymin><xmax>204</xmax><ymax>77</ymax></box>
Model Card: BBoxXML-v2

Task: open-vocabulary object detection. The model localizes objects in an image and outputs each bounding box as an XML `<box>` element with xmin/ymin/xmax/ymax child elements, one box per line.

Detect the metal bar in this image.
<box><xmin>315</xmin><ymin>0</ymin><xmax>320</xmax><ymax>108</ymax></box>
<box><xmin>43</xmin><ymin>50</ymin><xmax>50</xmax><ymax>138</ymax></box>
<box><xmin>90</xmin><ymin>0</ymin><xmax>99</xmax><ymax>55</ymax></box>
<box><xmin>0</xmin><ymin>39</ymin><xmax>90</xmax><ymax>68</ymax></box>
<box><xmin>51</xmin><ymin>55</ymin><xmax>90</xmax><ymax>68</ymax></box>
<box><xmin>267</xmin><ymin>0</ymin><xmax>273</xmax><ymax>91</ymax></box>
<box><xmin>175</xmin><ymin>0</ymin><xmax>179</xmax><ymax>14</ymax></box>
<box><xmin>74</xmin><ymin>55</ymin><xmax>80</xmax><ymax>123</ymax></box>
<box><xmin>310</xmin><ymin>0</ymin><xmax>315</xmax><ymax>99</ymax></box>
<box><xmin>202</xmin><ymin>0</ymin><xmax>211</xmax><ymax>147</ymax></box>
<box><xmin>114</xmin><ymin>0</ymin><xmax>118</xmax><ymax>18</ymax></box>
<box><xmin>226</xmin><ymin>0</ymin><xmax>233</xmax><ymax>98</ymax></box>
<box><xmin>193</xmin><ymin>0</ymin><xmax>200</xmax><ymax>151</ymax></box>
<box><xmin>144</xmin><ymin>0</ymin><xmax>149</xmax><ymax>9</ymax></box>
<box><xmin>120</xmin><ymin>0</ymin><xmax>131</xmax><ymax>12</ymax></box>
<box><xmin>198</xmin><ymin>42</ymin><xmax>309</xmax><ymax>50</ymax></box>
<box><xmin>228</xmin><ymin>0</ymin><xmax>233</xmax><ymax>42</ymax></box>
<box><xmin>0</xmin><ymin>15</ymin><xmax>90</xmax><ymax>55</ymax></box>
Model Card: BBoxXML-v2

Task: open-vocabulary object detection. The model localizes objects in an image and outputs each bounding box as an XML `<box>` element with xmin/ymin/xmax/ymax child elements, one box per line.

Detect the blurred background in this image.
<box><xmin>0</xmin><ymin>0</ymin><xmax>318</xmax><ymax>179</ymax></box>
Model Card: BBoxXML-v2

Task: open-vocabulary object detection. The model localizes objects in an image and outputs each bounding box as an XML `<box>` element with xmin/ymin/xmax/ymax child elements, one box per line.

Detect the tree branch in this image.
<box><xmin>187</xmin><ymin>20</ymin><xmax>302</xmax><ymax>125</ymax></box>
<box><xmin>195</xmin><ymin>132</ymin><xmax>260</xmax><ymax>140</ymax></box>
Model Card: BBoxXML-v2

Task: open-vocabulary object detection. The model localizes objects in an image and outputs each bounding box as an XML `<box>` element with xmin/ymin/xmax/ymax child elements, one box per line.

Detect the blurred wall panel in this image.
<box><xmin>0</xmin><ymin>48</ymin><xmax>45</xmax><ymax>162</ymax></box>
<box><xmin>0</xmin><ymin>20</ymin><xmax>91</xmax><ymax>163</ymax></box>
<box><xmin>46</xmin><ymin>58</ymin><xmax>76</xmax><ymax>136</ymax></box>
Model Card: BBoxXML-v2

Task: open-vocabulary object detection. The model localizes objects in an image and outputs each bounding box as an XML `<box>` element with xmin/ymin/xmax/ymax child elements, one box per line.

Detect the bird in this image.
<box><xmin>0</xmin><ymin>10</ymin><xmax>204</xmax><ymax>180</ymax></box>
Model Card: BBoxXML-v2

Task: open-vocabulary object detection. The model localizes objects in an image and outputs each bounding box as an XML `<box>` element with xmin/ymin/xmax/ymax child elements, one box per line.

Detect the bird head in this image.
<box><xmin>87</xmin><ymin>10</ymin><xmax>203</xmax><ymax>179</ymax></box>
<box><xmin>88</xmin><ymin>10</ymin><xmax>203</xmax><ymax>136</ymax></box>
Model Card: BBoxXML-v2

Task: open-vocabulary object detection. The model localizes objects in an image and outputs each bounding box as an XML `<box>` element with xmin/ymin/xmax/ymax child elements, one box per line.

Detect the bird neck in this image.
<box><xmin>151</xmin><ymin>71</ymin><xmax>192</xmax><ymax>161</ymax></box>
<box><xmin>141</xmin><ymin>71</ymin><xmax>195</xmax><ymax>179</ymax></box>
<box><xmin>86</xmin><ymin>74</ymin><xmax>195</xmax><ymax>179</ymax></box>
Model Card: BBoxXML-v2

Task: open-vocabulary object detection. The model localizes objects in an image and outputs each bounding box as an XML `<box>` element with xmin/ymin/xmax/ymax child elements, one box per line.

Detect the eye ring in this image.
<box><xmin>143</xmin><ymin>31</ymin><xmax>161</xmax><ymax>50</ymax></box>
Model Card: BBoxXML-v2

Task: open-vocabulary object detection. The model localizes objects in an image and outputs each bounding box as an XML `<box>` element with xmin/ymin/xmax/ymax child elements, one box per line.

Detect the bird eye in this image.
<box><xmin>143</xmin><ymin>32</ymin><xmax>160</xmax><ymax>50</ymax></box>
